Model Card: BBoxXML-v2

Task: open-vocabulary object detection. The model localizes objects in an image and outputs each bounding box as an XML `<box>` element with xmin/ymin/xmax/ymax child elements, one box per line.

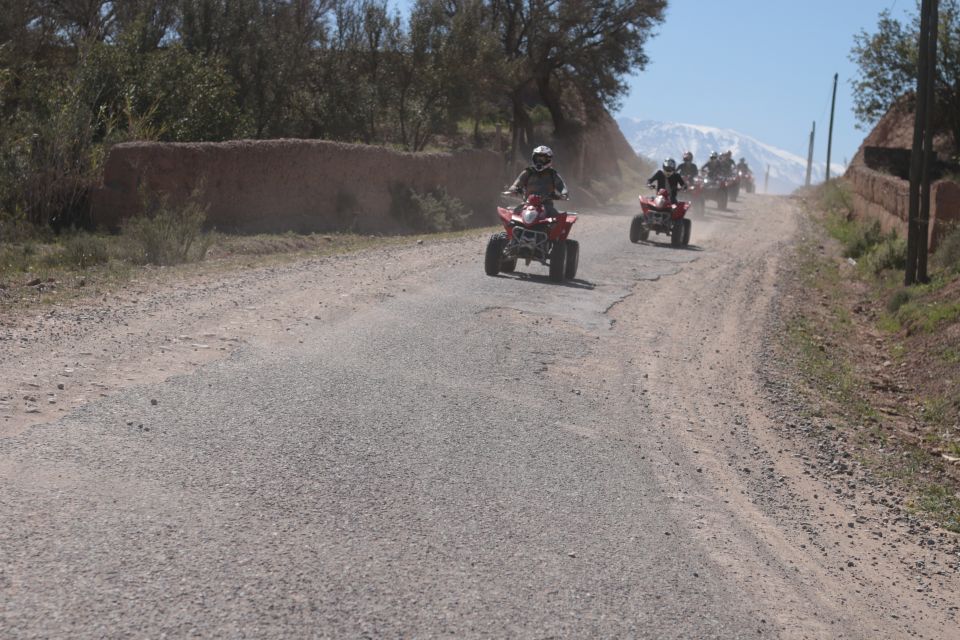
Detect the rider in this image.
<box><xmin>736</xmin><ymin>157</ymin><xmax>751</xmax><ymax>174</ymax></box>
<box><xmin>508</xmin><ymin>145</ymin><xmax>568</xmax><ymax>216</ymax></box>
<box><xmin>702</xmin><ymin>151</ymin><xmax>721</xmax><ymax>178</ymax></box>
<box><xmin>678</xmin><ymin>151</ymin><xmax>699</xmax><ymax>182</ymax></box>
<box><xmin>719</xmin><ymin>150</ymin><xmax>736</xmax><ymax>177</ymax></box>
<box><xmin>647</xmin><ymin>158</ymin><xmax>686</xmax><ymax>204</ymax></box>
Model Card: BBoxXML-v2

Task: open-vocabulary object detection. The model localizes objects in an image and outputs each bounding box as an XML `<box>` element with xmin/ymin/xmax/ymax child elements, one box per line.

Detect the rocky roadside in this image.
<box><xmin>754</xmin><ymin>211</ymin><xmax>960</xmax><ymax>621</ymax></box>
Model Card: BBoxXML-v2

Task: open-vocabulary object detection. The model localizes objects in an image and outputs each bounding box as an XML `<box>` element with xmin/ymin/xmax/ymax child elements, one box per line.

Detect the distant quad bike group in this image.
<box><xmin>483</xmin><ymin>154</ymin><xmax>756</xmax><ymax>279</ymax></box>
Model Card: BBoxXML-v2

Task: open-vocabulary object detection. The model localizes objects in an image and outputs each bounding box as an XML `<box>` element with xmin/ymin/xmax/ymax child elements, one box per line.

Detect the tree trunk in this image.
<box><xmin>535</xmin><ymin>75</ymin><xmax>567</xmax><ymax>135</ymax></box>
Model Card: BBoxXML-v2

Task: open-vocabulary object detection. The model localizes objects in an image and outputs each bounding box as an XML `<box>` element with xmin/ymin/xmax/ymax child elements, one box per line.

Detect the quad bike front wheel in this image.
<box><xmin>694</xmin><ymin>196</ymin><xmax>705</xmax><ymax>216</ymax></box>
<box><xmin>549</xmin><ymin>240</ymin><xmax>567</xmax><ymax>282</ymax></box>
<box><xmin>629</xmin><ymin>215</ymin><xmax>649</xmax><ymax>243</ymax></box>
<box><xmin>501</xmin><ymin>258</ymin><xmax>517</xmax><ymax>273</ymax></box>
<box><xmin>671</xmin><ymin>221</ymin><xmax>684</xmax><ymax>247</ymax></box>
<box><xmin>484</xmin><ymin>232</ymin><xmax>507</xmax><ymax>276</ymax></box>
<box><xmin>717</xmin><ymin>188</ymin><xmax>729</xmax><ymax>211</ymax></box>
<box><xmin>564</xmin><ymin>239</ymin><xmax>579</xmax><ymax>280</ymax></box>
<box><xmin>682</xmin><ymin>218</ymin><xmax>692</xmax><ymax>246</ymax></box>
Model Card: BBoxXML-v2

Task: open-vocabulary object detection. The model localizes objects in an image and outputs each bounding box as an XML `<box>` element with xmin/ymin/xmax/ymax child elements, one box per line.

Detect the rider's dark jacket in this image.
<box><xmin>647</xmin><ymin>170</ymin><xmax>686</xmax><ymax>203</ymax></box>
<box><xmin>678</xmin><ymin>160</ymin><xmax>699</xmax><ymax>181</ymax></box>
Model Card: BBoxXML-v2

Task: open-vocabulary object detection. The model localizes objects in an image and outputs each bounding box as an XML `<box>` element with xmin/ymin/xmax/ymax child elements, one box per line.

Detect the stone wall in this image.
<box><xmin>91</xmin><ymin>140</ymin><xmax>505</xmax><ymax>234</ymax></box>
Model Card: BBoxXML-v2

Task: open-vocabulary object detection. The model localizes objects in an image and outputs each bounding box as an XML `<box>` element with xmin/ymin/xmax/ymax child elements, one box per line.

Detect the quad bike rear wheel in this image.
<box><xmin>484</xmin><ymin>232</ymin><xmax>507</xmax><ymax>276</ymax></box>
<box><xmin>682</xmin><ymin>218</ymin><xmax>692</xmax><ymax>246</ymax></box>
<box><xmin>548</xmin><ymin>240</ymin><xmax>567</xmax><ymax>282</ymax></box>
<box><xmin>717</xmin><ymin>188</ymin><xmax>728</xmax><ymax>210</ymax></box>
<box><xmin>630</xmin><ymin>215</ymin><xmax>649</xmax><ymax>243</ymax></box>
<box><xmin>564</xmin><ymin>240</ymin><xmax>579</xmax><ymax>280</ymax></box>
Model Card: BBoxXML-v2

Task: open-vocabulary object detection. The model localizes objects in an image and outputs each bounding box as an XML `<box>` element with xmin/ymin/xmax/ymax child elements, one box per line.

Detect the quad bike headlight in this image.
<box><xmin>522</xmin><ymin>208</ymin><xmax>539</xmax><ymax>225</ymax></box>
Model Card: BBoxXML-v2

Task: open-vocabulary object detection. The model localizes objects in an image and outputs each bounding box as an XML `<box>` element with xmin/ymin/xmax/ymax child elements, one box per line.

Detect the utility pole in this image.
<box><xmin>805</xmin><ymin>121</ymin><xmax>816</xmax><ymax>187</ymax></box>
<box><xmin>826</xmin><ymin>73</ymin><xmax>838</xmax><ymax>182</ymax></box>
<box><xmin>764</xmin><ymin>165</ymin><xmax>770</xmax><ymax>194</ymax></box>
<box><xmin>906</xmin><ymin>0</ymin><xmax>938</xmax><ymax>285</ymax></box>
<box><xmin>918</xmin><ymin>0</ymin><xmax>939</xmax><ymax>283</ymax></box>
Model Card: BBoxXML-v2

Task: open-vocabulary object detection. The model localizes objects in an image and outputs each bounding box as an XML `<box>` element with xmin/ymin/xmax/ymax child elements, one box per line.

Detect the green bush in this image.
<box><xmin>933</xmin><ymin>224</ymin><xmax>960</xmax><ymax>273</ymax></box>
<box><xmin>123</xmin><ymin>192</ymin><xmax>211</xmax><ymax>265</ymax></box>
<box><xmin>820</xmin><ymin>179</ymin><xmax>854</xmax><ymax>217</ymax></box>
<box><xmin>62</xmin><ymin>232</ymin><xmax>110</xmax><ymax>269</ymax></box>
<box><xmin>862</xmin><ymin>234</ymin><xmax>907</xmax><ymax>274</ymax></box>
<box><xmin>887</xmin><ymin>288</ymin><xmax>912</xmax><ymax>313</ymax></box>
<box><xmin>844</xmin><ymin>219</ymin><xmax>885</xmax><ymax>259</ymax></box>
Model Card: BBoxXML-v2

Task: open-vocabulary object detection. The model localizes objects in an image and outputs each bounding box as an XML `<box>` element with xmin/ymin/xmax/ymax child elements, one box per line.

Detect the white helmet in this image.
<box><xmin>532</xmin><ymin>145</ymin><xmax>553</xmax><ymax>171</ymax></box>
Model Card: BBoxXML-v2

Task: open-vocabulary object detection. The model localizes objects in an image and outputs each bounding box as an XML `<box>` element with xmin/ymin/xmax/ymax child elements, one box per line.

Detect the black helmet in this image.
<box><xmin>710</xmin><ymin>151</ymin><xmax>718</xmax><ymax>160</ymax></box>
<box><xmin>531</xmin><ymin>145</ymin><xmax>553</xmax><ymax>171</ymax></box>
<box><xmin>682</xmin><ymin>151</ymin><xmax>693</xmax><ymax>162</ymax></box>
<box><xmin>662</xmin><ymin>158</ymin><xmax>677</xmax><ymax>175</ymax></box>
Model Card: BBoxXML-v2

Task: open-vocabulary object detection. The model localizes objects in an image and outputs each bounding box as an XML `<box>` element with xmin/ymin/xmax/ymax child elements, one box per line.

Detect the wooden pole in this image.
<box><xmin>805</xmin><ymin>121</ymin><xmax>816</xmax><ymax>187</ymax></box>
<box><xmin>764</xmin><ymin>165</ymin><xmax>770</xmax><ymax>193</ymax></box>
<box><xmin>826</xmin><ymin>74</ymin><xmax>838</xmax><ymax>182</ymax></box>
<box><xmin>906</xmin><ymin>0</ymin><xmax>933</xmax><ymax>285</ymax></box>
<box><xmin>918</xmin><ymin>0</ymin><xmax>939</xmax><ymax>283</ymax></box>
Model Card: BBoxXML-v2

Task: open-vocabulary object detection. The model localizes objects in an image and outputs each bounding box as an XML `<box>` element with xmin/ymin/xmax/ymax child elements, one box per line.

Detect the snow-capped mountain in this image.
<box><xmin>617</xmin><ymin>118</ymin><xmax>845</xmax><ymax>194</ymax></box>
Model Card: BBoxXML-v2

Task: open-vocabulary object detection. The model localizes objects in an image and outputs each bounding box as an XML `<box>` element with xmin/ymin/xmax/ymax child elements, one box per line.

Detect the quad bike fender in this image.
<box><xmin>548</xmin><ymin>213</ymin><xmax>577</xmax><ymax>242</ymax></box>
<box><xmin>496</xmin><ymin>207</ymin><xmax>515</xmax><ymax>239</ymax></box>
<box><xmin>672</xmin><ymin>202</ymin><xmax>690</xmax><ymax>221</ymax></box>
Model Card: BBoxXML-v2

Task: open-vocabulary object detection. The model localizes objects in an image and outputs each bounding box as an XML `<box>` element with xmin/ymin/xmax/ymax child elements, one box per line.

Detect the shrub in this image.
<box><xmin>862</xmin><ymin>234</ymin><xmax>907</xmax><ymax>274</ymax></box>
<box><xmin>62</xmin><ymin>232</ymin><xmax>110</xmax><ymax>269</ymax></box>
<box><xmin>820</xmin><ymin>179</ymin><xmax>854</xmax><ymax>217</ymax></box>
<box><xmin>887</xmin><ymin>288</ymin><xmax>912</xmax><ymax>313</ymax></box>
<box><xmin>844</xmin><ymin>219</ymin><xmax>885</xmax><ymax>259</ymax></box>
<box><xmin>933</xmin><ymin>224</ymin><xmax>960</xmax><ymax>273</ymax></box>
<box><xmin>391</xmin><ymin>185</ymin><xmax>470</xmax><ymax>232</ymax></box>
<box><xmin>123</xmin><ymin>191</ymin><xmax>211</xmax><ymax>265</ymax></box>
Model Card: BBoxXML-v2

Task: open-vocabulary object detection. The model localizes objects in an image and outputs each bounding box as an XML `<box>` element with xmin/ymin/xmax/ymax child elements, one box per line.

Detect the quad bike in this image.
<box><xmin>630</xmin><ymin>188</ymin><xmax>692</xmax><ymax>248</ymax></box>
<box><xmin>738</xmin><ymin>168</ymin><xmax>756</xmax><ymax>194</ymax></box>
<box><xmin>700</xmin><ymin>170</ymin><xmax>731</xmax><ymax>210</ymax></box>
<box><xmin>485</xmin><ymin>192</ymin><xmax>579</xmax><ymax>282</ymax></box>
<box><xmin>680</xmin><ymin>173</ymin><xmax>705</xmax><ymax>215</ymax></box>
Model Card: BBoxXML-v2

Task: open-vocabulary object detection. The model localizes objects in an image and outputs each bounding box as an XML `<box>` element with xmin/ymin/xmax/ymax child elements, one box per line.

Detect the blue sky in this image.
<box><xmin>620</xmin><ymin>0</ymin><xmax>910</xmax><ymax>166</ymax></box>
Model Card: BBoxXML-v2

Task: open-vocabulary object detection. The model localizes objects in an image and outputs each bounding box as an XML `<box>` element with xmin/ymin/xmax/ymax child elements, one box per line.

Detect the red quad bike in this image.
<box><xmin>630</xmin><ymin>188</ymin><xmax>692</xmax><ymax>248</ymax></box>
<box><xmin>738</xmin><ymin>168</ymin><xmax>756</xmax><ymax>194</ymax></box>
<box><xmin>485</xmin><ymin>193</ymin><xmax>579</xmax><ymax>282</ymax></box>
<box><xmin>700</xmin><ymin>170</ymin><xmax>731</xmax><ymax>210</ymax></box>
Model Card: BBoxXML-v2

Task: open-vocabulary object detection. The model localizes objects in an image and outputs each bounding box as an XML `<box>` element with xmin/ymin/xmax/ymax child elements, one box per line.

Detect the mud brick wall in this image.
<box><xmin>845</xmin><ymin>164</ymin><xmax>959</xmax><ymax>252</ymax></box>
<box><xmin>90</xmin><ymin>140</ymin><xmax>505</xmax><ymax>233</ymax></box>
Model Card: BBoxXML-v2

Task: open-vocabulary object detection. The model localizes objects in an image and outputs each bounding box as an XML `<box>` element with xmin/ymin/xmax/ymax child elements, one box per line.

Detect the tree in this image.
<box><xmin>851</xmin><ymin>0</ymin><xmax>960</xmax><ymax>151</ymax></box>
<box><xmin>471</xmin><ymin>0</ymin><xmax>665</xmax><ymax>159</ymax></box>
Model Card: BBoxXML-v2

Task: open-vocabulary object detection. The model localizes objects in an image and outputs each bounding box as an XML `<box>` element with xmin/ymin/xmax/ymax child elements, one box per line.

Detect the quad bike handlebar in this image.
<box><xmin>501</xmin><ymin>190</ymin><xmax>570</xmax><ymax>201</ymax></box>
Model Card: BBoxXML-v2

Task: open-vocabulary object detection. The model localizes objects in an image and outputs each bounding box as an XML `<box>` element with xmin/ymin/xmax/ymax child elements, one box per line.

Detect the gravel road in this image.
<box><xmin>1</xmin><ymin>195</ymin><xmax>957</xmax><ymax>638</ymax></box>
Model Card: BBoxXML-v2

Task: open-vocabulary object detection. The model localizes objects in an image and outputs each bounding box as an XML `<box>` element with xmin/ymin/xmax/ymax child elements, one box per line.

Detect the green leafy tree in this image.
<box><xmin>851</xmin><ymin>0</ymin><xmax>960</xmax><ymax>150</ymax></box>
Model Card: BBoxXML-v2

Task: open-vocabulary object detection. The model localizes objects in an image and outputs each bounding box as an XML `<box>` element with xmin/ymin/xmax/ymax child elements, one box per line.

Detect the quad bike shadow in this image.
<box><xmin>493</xmin><ymin>270</ymin><xmax>596</xmax><ymax>290</ymax></box>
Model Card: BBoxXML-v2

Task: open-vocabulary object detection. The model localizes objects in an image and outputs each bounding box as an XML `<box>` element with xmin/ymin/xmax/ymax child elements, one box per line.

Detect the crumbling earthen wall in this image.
<box><xmin>91</xmin><ymin>140</ymin><xmax>505</xmax><ymax>233</ymax></box>
<box><xmin>846</xmin><ymin>164</ymin><xmax>959</xmax><ymax>251</ymax></box>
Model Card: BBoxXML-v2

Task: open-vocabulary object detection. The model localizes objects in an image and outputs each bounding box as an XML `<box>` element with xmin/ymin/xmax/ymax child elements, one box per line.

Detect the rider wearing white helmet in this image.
<box><xmin>508</xmin><ymin>145</ymin><xmax>569</xmax><ymax>216</ymax></box>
